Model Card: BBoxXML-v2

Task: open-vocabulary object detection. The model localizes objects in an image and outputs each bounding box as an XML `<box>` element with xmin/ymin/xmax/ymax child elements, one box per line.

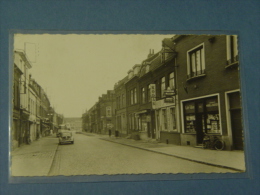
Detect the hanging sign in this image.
<box><xmin>150</xmin><ymin>84</ymin><xmax>156</xmax><ymax>109</ymax></box>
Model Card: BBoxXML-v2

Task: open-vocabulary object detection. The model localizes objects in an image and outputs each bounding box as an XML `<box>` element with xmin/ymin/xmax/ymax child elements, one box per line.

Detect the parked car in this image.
<box><xmin>59</xmin><ymin>131</ymin><xmax>74</xmax><ymax>145</ymax></box>
<box><xmin>56</xmin><ymin>124</ymin><xmax>71</xmax><ymax>137</ymax></box>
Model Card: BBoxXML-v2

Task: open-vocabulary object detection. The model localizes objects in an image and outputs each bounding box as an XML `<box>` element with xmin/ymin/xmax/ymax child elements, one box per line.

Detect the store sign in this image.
<box><xmin>164</xmin><ymin>97</ymin><xmax>175</xmax><ymax>104</ymax></box>
<box><xmin>164</xmin><ymin>88</ymin><xmax>175</xmax><ymax>97</ymax></box>
<box><xmin>106</xmin><ymin>106</ymin><xmax>112</xmax><ymax>117</ymax></box>
<box><xmin>150</xmin><ymin>84</ymin><xmax>156</xmax><ymax>109</ymax></box>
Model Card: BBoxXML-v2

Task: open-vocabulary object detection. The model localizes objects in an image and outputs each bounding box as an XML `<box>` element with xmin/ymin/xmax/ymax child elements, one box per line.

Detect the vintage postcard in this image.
<box><xmin>11</xmin><ymin>33</ymin><xmax>245</xmax><ymax>177</ymax></box>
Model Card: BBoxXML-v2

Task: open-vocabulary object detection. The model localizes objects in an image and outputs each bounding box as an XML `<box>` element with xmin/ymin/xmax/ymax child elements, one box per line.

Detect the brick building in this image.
<box><xmin>173</xmin><ymin>35</ymin><xmax>242</xmax><ymax>150</ymax></box>
<box><xmin>114</xmin><ymin>76</ymin><xmax>128</xmax><ymax>137</ymax></box>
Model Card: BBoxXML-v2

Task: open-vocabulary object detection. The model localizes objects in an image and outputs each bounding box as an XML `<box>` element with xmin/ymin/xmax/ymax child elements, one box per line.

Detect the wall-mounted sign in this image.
<box><xmin>164</xmin><ymin>89</ymin><xmax>175</xmax><ymax>97</ymax></box>
<box><xmin>150</xmin><ymin>84</ymin><xmax>156</xmax><ymax>109</ymax></box>
<box><xmin>164</xmin><ymin>97</ymin><xmax>175</xmax><ymax>103</ymax></box>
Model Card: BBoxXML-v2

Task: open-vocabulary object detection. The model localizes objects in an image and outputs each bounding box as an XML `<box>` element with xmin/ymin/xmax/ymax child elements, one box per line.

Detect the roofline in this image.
<box><xmin>14</xmin><ymin>50</ymin><xmax>32</xmax><ymax>69</ymax></box>
<box><xmin>171</xmin><ymin>35</ymin><xmax>185</xmax><ymax>43</ymax></box>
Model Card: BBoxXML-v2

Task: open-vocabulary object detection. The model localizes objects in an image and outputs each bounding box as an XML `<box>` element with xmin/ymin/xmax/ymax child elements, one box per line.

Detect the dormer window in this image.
<box><xmin>145</xmin><ymin>64</ymin><xmax>150</xmax><ymax>73</ymax></box>
<box><xmin>133</xmin><ymin>64</ymin><xmax>141</xmax><ymax>75</ymax></box>
<box><xmin>128</xmin><ymin>70</ymin><xmax>133</xmax><ymax>79</ymax></box>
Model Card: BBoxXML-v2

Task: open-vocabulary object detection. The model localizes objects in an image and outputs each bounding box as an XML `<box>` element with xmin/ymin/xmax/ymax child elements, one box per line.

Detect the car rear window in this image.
<box><xmin>62</xmin><ymin>133</ymin><xmax>72</xmax><ymax>136</ymax></box>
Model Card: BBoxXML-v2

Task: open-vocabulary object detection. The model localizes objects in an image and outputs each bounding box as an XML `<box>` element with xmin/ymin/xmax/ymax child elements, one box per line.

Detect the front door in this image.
<box><xmin>229</xmin><ymin>92</ymin><xmax>243</xmax><ymax>150</ymax></box>
<box><xmin>231</xmin><ymin>109</ymin><xmax>243</xmax><ymax>150</ymax></box>
<box><xmin>196</xmin><ymin>113</ymin><xmax>204</xmax><ymax>144</ymax></box>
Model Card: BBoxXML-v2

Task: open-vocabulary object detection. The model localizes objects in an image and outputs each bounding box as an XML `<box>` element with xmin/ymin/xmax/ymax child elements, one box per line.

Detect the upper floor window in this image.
<box><xmin>161</xmin><ymin>77</ymin><xmax>165</xmax><ymax>98</ymax></box>
<box><xmin>187</xmin><ymin>43</ymin><xmax>205</xmax><ymax>79</ymax></box>
<box><xmin>169</xmin><ymin>72</ymin><xmax>175</xmax><ymax>90</ymax></box>
<box><xmin>141</xmin><ymin>87</ymin><xmax>146</xmax><ymax>104</ymax></box>
<box><xmin>147</xmin><ymin>84</ymin><xmax>151</xmax><ymax>102</ymax></box>
<box><xmin>130</xmin><ymin>90</ymin><xmax>134</xmax><ymax>105</ymax></box>
<box><xmin>122</xmin><ymin>94</ymin><xmax>125</xmax><ymax>107</ymax></box>
<box><xmin>226</xmin><ymin>35</ymin><xmax>238</xmax><ymax>66</ymax></box>
<box><xmin>134</xmin><ymin>88</ymin><xmax>137</xmax><ymax>104</ymax></box>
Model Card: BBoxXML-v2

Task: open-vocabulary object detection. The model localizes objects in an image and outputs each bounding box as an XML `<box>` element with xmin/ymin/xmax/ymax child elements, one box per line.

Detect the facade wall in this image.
<box><xmin>175</xmin><ymin>35</ymin><xmax>241</xmax><ymax>150</ymax></box>
<box><xmin>125</xmin><ymin>76</ymin><xmax>140</xmax><ymax>137</ymax></box>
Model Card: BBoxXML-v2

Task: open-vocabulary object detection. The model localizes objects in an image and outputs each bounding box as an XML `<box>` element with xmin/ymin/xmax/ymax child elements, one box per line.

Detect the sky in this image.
<box><xmin>14</xmin><ymin>33</ymin><xmax>175</xmax><ymax>117</ymax></box>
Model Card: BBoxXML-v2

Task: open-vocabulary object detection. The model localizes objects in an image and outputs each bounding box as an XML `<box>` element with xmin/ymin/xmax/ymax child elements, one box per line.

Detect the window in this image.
<box><xmin>134</xmin><ymin>88</ymin><xmax>137</xmax><ymax>104</ymax></box>
<box><xmin>122</xmin><ymin>94</ymin><xmax>125</xmax><ymax>107</ymax></box>
<box><xmin>169</xmin><ymin>72</ymin><xmax>175</xmax><ymax>90</ymax></box>
<box><xmin>142</xmin><ymin>87</ymin><xmax>146</xmax><ymax>103</ymax></box>
<box><xmin>183</xmin><ymin>96</ymin><xmax>220</xmax><ymax>134</ymax></box>
<box><xmin>226</xmin><ymin>35</ymin><xmax>238</xmax><ymax>65</ymax></box>
<box><xmin>163</xmin><ymin>109</ymin><xmax>167</xmax><ymax>130</ymax></box>
<box><xmin>170</xmin><ymin>107</ymin><xmax>176</xmax><ymax>130</ymax></box>
<box><xmin>147</xmin><ymin>84</ymin><xmax>151</xmax><ymax>102</ymax></box>
<box><xmin>187</xmin><ymin>44</ymin><xmax>205</xmax><ymax>79</ymax></box>
<box><xmin>130</xmin><ymin>90</ymin><xmax>134</xmax><ymax>105</ymax></box>
<box><xmin>161</xmin><ymin>77</ymin><xmax>165</xmax><ymax>98</ymax></box>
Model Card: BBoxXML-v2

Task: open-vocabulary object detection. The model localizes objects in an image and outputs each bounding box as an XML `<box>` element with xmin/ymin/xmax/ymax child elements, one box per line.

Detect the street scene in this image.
<box><xmin>11</xmin><ymin>34</ymin><xmax>245</xmax><ymax>177</ymax></box>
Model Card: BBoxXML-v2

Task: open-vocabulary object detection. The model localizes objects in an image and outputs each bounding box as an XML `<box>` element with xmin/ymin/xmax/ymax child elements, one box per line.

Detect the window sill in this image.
<box><xmin>225</xmin><ymin>61</ymin><xmax>239</xmax><ymax>69</ymax></box>
<box><xmin>186</xmin><ymin>74</ymin><xmax>206</xmax><ymax>82</ymax></box>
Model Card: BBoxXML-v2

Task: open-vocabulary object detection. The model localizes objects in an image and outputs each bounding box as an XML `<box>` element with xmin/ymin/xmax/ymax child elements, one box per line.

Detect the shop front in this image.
<box><xmin>154</xmin><ymin>98</ymin><xmax>180</xmax><ymax>145</ymax></box>
<box><xmin>135</xmin><ymin>109</ymin><xmax>155</xmax><ymax>140</ymax></box>
<box><xmin>181</xmin><ymin>95</ymin><xmax>221</xmax><ymax>146</ymax></box>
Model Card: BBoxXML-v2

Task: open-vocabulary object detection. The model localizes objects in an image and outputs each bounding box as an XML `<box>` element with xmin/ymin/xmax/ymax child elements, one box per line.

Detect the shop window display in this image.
<box><xmin>183</xmin><ymin>96</ymin><xmax>220</xmax><ymax>134</ymax></box>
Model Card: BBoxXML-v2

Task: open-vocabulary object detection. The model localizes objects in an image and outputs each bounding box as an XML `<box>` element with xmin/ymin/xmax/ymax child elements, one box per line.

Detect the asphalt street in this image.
<box><xmin>48</xmin><ymin>133</ymin><xmax>237</xmax><ymax>176</ymax></box>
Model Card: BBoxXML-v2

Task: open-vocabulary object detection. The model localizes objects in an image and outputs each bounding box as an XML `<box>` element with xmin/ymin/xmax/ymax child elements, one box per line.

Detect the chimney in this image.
<box><xmin>147</xmin><ymin>49</ymin><xmax>154</xmax><ymax>58</ymax></box>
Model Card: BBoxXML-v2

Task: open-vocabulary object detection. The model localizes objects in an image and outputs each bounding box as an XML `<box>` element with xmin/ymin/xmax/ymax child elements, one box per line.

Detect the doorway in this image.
<box><xmin>229</xmin><ymin>91</ymin><xmax>243</xmax><ymax>150</ymax></box>
<box><xmin>196</xmin><ymin>113</ymin><xmax>204</xmax><ymax>144</ymax></box>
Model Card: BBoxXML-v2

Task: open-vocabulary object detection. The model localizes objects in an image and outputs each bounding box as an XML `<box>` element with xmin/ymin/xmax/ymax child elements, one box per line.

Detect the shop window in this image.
<box><xmin>187</xmin><ymin>44</ymin><xmax>205</xmax><ymax>79</ymax></box>
<box><xmin>183</xmin><ymin>96</ymin><xmax>220</xmax><ymax>134</ymax></box>
<box><xmin>226</xmin><ymin>35</ymin><xmax>238</xmax><ymax>66</ymax></box>
<box><xmin>163</xmin><ymin>109</ymin><xmax>167</xmax><ymax>130</ymax></box>
<box><xmin>170</xmin><ymin>107</ymin><xmax>176</xmax><ymax>130</ymax></box>
<box><xmin>184</xmin><ymin>102</ymin><xmax>196</xmax><ymax>133</ymax></box>
<box><xmin>205</xmin><ymin>97</ymin><xmax>220</xmax><ymax>133</ymax></box>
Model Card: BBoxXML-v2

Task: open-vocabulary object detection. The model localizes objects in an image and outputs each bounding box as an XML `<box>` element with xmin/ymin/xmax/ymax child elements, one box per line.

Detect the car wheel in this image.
<box><xmin>71</xmin><ymin>141</ymin><xmax>74</xmax><ymax>144</ymax></box>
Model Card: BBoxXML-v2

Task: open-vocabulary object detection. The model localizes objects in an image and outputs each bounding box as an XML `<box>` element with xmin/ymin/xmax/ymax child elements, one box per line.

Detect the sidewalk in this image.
<box><xmin>11</xmin><ymin>135</ymin><xmax>59</xmax><ymax>176</ymax></box>
<box><xmin>100</xmin><ymin>136</ymin><xmax>246</xmax><ymax>171</ymax></box>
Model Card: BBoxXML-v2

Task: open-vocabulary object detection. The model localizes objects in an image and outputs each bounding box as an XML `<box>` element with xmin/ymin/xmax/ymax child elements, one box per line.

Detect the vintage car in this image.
<box><xmin>56</xmin><ymin>124</ymin><xmax>71</xmax><ymax>137</ymax></box>
<box><xmin>59</xmin><ymin>131</ymin><xmax>74</xmax><ymax>145</ymax></box>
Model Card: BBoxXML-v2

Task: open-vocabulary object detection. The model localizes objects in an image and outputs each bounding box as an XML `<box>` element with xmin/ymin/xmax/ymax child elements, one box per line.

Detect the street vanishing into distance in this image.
<box><xmin>47</xmin><ymin>133</ymin><xmax>237</xmax><ymax>176</ymax></box>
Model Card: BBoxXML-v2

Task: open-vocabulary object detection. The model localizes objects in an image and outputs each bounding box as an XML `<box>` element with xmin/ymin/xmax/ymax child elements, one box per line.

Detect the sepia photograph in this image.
<box><xmin>11</xmin><ymin>33</ymin><xmax>245</xmax><ymax>177</ymax></box>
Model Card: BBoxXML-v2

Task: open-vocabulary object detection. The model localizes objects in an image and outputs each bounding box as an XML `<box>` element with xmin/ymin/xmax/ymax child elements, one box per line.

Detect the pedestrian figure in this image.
<box><xmin>108</xmin><ymin>129</ymin><xmax>111</xmax><ymax>137</ymax></box>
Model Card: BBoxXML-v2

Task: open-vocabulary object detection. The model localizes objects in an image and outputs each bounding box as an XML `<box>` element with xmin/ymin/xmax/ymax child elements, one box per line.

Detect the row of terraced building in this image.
<box><xmin>82</xmin><ymin>35</ymin><xmax>243</xmax><ymax>150</ymax></box>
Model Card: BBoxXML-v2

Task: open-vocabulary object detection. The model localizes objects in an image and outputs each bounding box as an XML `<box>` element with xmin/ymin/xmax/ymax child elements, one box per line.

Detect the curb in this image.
<box><xmin>100</xmin><ymin>138</ymin><xmax>244</xmax><ymax>172</ymax></box>
<box><xmin>47</xmin><ymin>139</ymin><xmax>60</xmax><ymax>176</ymax></box>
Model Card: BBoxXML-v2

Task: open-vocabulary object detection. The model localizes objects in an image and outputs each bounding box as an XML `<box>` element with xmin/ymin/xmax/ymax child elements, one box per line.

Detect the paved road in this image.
<box><xmin>48</xmin><ymin>134</ymin><xmax>236</xmax><ymax>176</ymax></box>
